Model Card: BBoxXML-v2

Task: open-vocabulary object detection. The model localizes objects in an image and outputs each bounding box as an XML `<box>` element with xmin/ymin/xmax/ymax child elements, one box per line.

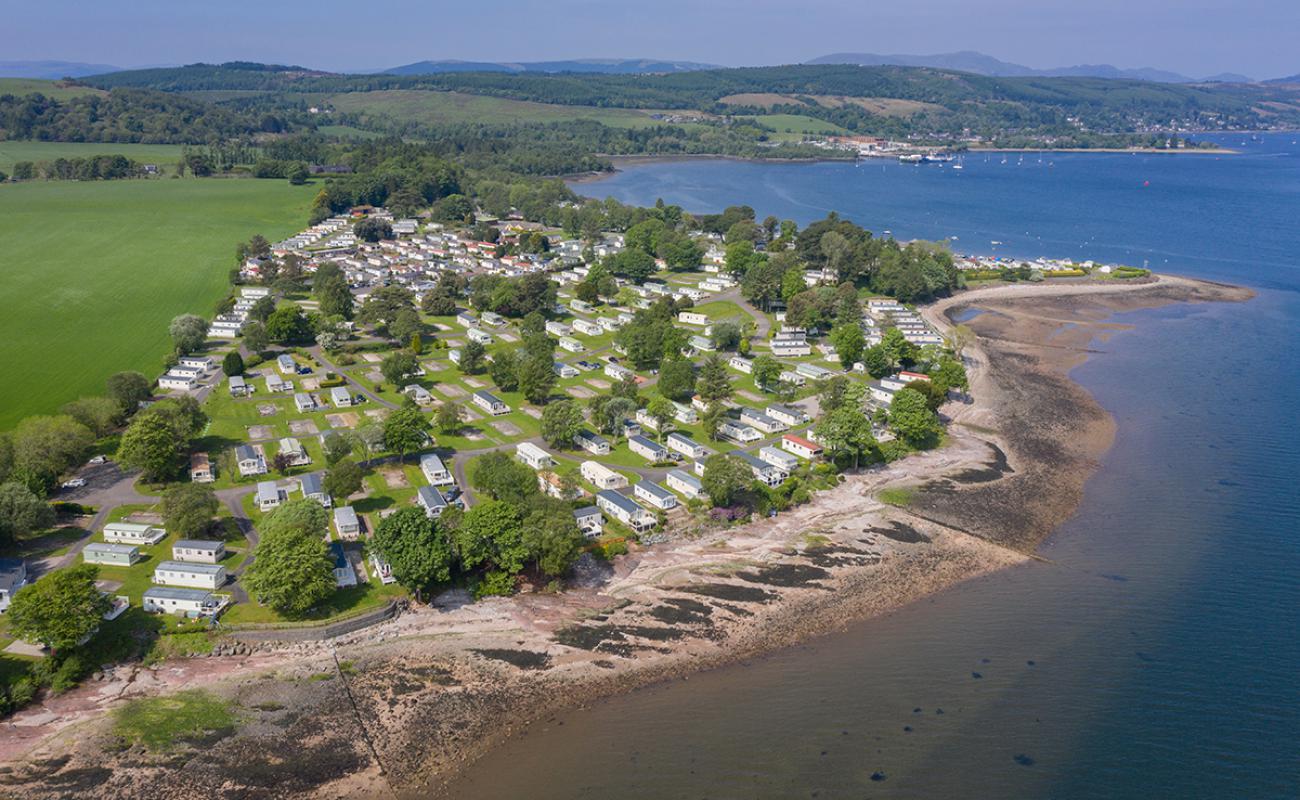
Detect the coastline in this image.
<box><xmin>0</xmin><ymin>274</ymin><xmax>1253</xmax><ymax>800</ymax></box>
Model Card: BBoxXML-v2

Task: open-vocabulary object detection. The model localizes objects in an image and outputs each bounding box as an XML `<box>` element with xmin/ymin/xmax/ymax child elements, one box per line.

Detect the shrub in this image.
<box><xmin>474</xmin><ymin>570</ymin><xmax>516</xmax><ymax>599</ymax></box>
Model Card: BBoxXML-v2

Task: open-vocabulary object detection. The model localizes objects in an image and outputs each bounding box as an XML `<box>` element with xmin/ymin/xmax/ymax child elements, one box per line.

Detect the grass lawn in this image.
<box><xmin>0</xmin><ymin>142</ymin><xmax>189</xmax><ymax>175</ymax></box>
<box><xmin>0</xmin><ymin>78</ymin><xmax>105</xmax><ymax>99</ymax></box>
<box><xmin>0</xmin><ymin>179</ymin><xmax>315</xmax><ymax>428</ymax></box>
<box><xmin>311</xmin><ymin>90</ymin><xmax>673</xmax><ymax>129</ymax></box>
<box><xmin>738</xmin><ymin>114</ymin><xmax>851</xmax><ymax>141</ymax></box>
<box><xmin>112</xmin><ymin>689</ymin><xmax>237</xmax><ymax>751</ymax></box>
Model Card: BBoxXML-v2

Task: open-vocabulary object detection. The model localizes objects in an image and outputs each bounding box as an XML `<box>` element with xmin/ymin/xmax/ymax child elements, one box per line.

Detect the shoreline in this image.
<box><xmin>0</xmin><ymin>274</ymin><xmax>1253</xmax><ymax>800</ymax></box>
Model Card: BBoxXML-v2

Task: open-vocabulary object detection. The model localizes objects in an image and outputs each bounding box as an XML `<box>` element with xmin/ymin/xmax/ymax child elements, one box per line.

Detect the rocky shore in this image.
<box><xmin>0</xmin><ymin>274</ymin><xmax>1251</xmax><ymax>800</ymax></box>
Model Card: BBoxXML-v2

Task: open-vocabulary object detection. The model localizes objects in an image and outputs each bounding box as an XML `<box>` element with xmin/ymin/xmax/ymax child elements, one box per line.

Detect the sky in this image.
<box><xmin>6</xmin><ymin>0</ymin><xmax>1299</xmax><ymax>80</ymax></box>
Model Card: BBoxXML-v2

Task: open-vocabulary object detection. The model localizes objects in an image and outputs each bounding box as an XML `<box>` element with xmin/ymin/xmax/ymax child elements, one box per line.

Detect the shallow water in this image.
<box><xmin>440</xmin><ymin>136</ymin><xmax>1300</xmax><ymax>798</ymax></box>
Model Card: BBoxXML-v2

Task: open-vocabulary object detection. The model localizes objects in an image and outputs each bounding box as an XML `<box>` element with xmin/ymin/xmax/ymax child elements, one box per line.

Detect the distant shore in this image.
<box><xmin>0</xmin><ymin>274</ymin><xmax>1254</xmax><ymax>800</ymax></box>
<box><xmin>967</xmin><ymin>146</ymin><xmax>1237</xmax><ymax>155</ymax></box>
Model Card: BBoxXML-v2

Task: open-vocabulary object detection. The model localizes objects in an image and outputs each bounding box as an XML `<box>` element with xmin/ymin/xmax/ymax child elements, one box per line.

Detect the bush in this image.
<box><xmin>474</xmin><ymin>570</ymin><xmax>516</xmax><ymax>599</ymax></box>
<box><xmin>52</xmin><ymin>502</ymin><xmax>95</xmax><ymax>516</ymax></box>
<box><xmin>49</xmin><ymin>654</ymin><xmax>88</xmax><ymax>694</ymax></box>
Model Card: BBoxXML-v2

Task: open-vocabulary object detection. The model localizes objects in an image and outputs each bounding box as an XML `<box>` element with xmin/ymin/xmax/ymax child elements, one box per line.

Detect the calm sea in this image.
<box><xmin>440</xmin><ymin>135</ymin><xmax>1300</xmax><ymax>798</ymax></box>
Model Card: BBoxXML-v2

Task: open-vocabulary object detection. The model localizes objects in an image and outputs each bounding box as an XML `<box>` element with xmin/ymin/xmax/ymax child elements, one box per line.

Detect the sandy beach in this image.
<box><xmin>0</xmin><ymin>274</ymin><xmax>1252</xmax><ymax>800</ymax></box>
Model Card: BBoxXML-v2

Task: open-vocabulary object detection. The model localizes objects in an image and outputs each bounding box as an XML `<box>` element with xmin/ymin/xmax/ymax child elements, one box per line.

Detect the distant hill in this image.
<box><xmin>382</xmin><ymin>58</ymin><xmax>721</xmax><ymax>76</ymax></box>
<box><xmin>1266</xmin><ymin>74</ymin><xmax>1300</xmax><ymax>84</ymax></box>
<box><xmin>806</xmin><ymin>51</ymin><xmax>1253</xmax><ymax>84</ymax></box>
<box><xmin>0</xmin><ymin>60</ymin><xmax>124</xmax><ymax>79</ymax></box>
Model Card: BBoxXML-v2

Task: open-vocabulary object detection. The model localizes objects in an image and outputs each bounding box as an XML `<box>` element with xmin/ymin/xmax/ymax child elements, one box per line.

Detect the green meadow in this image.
<box><xmin>0</xmin><ymin>179</ymin><xmax>315</xmax><ymax>429</ymax></box>
<box><xmin>0</xmin><ymin>141</ymin><xmax>190</xmax><ymax>175</ymax></box>
<box><xmin>313</xmin><ymin>89</ymin><xmax>670</xmax><ymax>129</ymax></box>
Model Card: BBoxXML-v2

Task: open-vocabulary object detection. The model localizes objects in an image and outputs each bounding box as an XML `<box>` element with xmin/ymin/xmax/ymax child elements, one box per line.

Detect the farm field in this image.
<box><xmin>310</xmin><ymin>89</ymin><xmax>673</xmax><ymax>129</ymax></box>
<box><xmin>0</xmin><ymin>179</ymin><xmax>315</xmax><ymax>428</ymax></box>
<box><xmin>0</xmin><ymin>77</ymin><xmax>105</xmax><ymax>99</ymax></box>
<box><xmin>0</xmin><ymin>141</ymin><xmax>190</xmax><ymax>174</ymax></box>
<box><xmin>738</xmin><ymin>114</ymin><xmax>851</xmax><ymax>140</ymax></box>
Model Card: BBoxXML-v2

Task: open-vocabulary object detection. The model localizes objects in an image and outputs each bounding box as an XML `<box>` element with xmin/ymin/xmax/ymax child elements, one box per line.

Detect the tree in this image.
<box><xmin>354</xmin><ymin>218</ymin><xmax>393</xmax><ymax>243</ymax></box>
<box><xmin>881</xmin><ymin>327</ymin><xmax>918</xmax><ymax>369</ymax></box>
<box><xmin>316</xmin><ymin>274</ymin><xmax>354</xmax><ymax>320</ymax></box>
<box><xmin>12</xmin><ymin>416</ymin><xmax>94</xmax><ymax>490</ymax></box>
<box><xmin>222</xmin><ymin>351</ymin><xmax>244</xmax><ymax>377</ymax></box>
<box><xmin>818</xmin><ymin>375</ymin><xmax>850</xmax><ymax>413</ymax></box>
<box><xmin>710</xmin><ymin>321</ymin><xmax>743</xmax><ymax>352</ymax></box>
<box><xmin>725</xmin><ymin>240</ymin><xmax>758</xmax><ymax>278</ymax></box>
<box><xmin>116</xmin><ymin>408</ymin><xmax>188</xmax><ymax>482</ymax></box>
<box><xmin>7</xmin><ymin>565</ymin><xmax>110</xmax><ymax>651</ymax></box>
<box><xmin>657</xmin><ymin>358</ymin><xmax>696</xmax><ymax>402</ymax></box>
<box><xmin>60</xmin><ymin>397</ymin><xmax>122</xmax><ymax>438</ymax></box>
<box><xmin>540</xmin><ymin>400</ymin><xmax>584</xmax><ymax>448</ymax></box>
<box><xmin>701</xmin><ymin>455</ymin><xmax>751</xmax><ymax>507</ymax></box>
<box><xmin>272</xmin><ymin>451</ymin><xmax>295</xmax><ymax>476</ymax></box>
<box><xmin>160</xmin><ymin>483</ymin><xmax>218</xmax><ymax>538</ymax></box>
<box><xmin>522</xmin><ymin>509</ymin><xmax>584</xmax><ymax>578</ymax></box>
<box><xmin>830</xmin><ymin>323</ymin><xmax>866</xmax><ymax>368</ymax></box>
<box><xmin>321</xmin><ymin>431</ymin><xmax>354</xmax><ymax>466</ymax></box>
<box><xmin>889</xmin><ymin>387</ymin><xmax>941</xmax><ymax>447</ymax></box>
<box><xmin>814</xmin><ymin>407</ymin><xmax>877</xmax><ymax>469</ymax></box>
<box><xmin>862</xmin><ymin>344</ymin><xmax>893</xmax><ymax>378</ymax></box>
<box><xmin>388</xmin><ymin>308</ymin><xmax>422</xmax><ymax>345</ymax></box>
<box><xmin>488</xmin><ymin>348</ymin><xmax>520</xmax><ymax>392</ymax></box>
<box><xmin>286</xmin><ymin>161</ymin><xmax>309</xmax><ymax>185</ymax></box>
<box><xmin>612</xmin><ymin>373</ymin><xmax>640</xmax><ymax>401</ymax></box>
<box><xmin>0</xmin><ymin>482</ymin><xmax>55</xmax><ymax>547</ymax></box>
<box><xmin>323</xmin><ymin>458</ymin><xmax>364</xmax><ymax>501</ymax></box>
<box><xmin>590</xmin><ymin>396</ymin><xmax>636</xmax><ymax>438</ymax></box>
<box><xmin>453</xmin><ymin>500</ymin><xmax>528</xmax><ymax>575</ymax></box>
<box><xmin>696</xmin><ymin>354</ymin><xmax>733</xmax><ymax>403</ymax></box>
<box><xmin>460</xmin><ymin>340</ymin><xmax>487</xmax><ymax>374</ymax></box>
<box><xmin>605</xmin><ymin>249</ymin><xmax>656</xmax><ymax>283</ymax></box>
<box><xmin>701</xmin><ymin>402</ymin><xmax>726</xmax><ymax>441</ymax></box>
<box><xmin>905</xmin><ymin>379</ymin><xmax>948</xmax><ymax>411</ymax></box>
<box><xmin>242</xmin><ymin>320</ymin><xmax>269</xmax><ymax>353</ymax></box>
<box><xmin>372</xmin><ymin>507</ymin><xmax>452</xmax><ymax>600</ymax></box>
<box><xmin>265</xmin><ymin>304</ymin><xmax>311</xmax><ymax>344</ymax></box>
<box><xmin>248</xmin><ymin>295</ymin><xmax>277</xmax><ymax>323</ymax></box>
<box><xmin>383</xmin><ymin>402</ymin><xmax>431</xmax><ymax>459</ymax></box>
<box><xmin>381</xmin><ymin>352</ymin><xmax>419</xmax><ymax>387</ymax></box>
<box><xmin>751</xmin><ymin>354</ymin><xmax>782</xmax><ymax>391</ymax></box>
<box><xmin>106</xmin><ymin>371</ymin><xmax>151</xmax><ymax>416</ymax></box>
<box><xmin>470</xmin><ymin>451</ymin><xmax>537</xmax><ymax>505</ymax></box>
<box><xmin>242</xmin><ymin>501</ymin><xmax>334</xmax><ymax>618</ymax></box>
<box><xmin>518</xmin><ymin>351</ymin><xmax>557</xmax><ymax>405</ymax></box>
<box><xmin>930</xmin><ymin>357</ymin><xmax>969</xmax><ymax>397</ymax></box>
<box><xmin>646</xmin><ymin>395</ymin><xmax>676</xmax><ymax>442</ymax></box>
<box><xmin>435</xmin><ymin>402</ymin><xmax>462</xmax><ymax>435</ymax></box>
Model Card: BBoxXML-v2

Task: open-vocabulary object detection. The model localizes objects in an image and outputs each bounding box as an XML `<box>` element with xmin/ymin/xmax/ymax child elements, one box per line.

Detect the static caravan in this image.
<box><xmin>581</xmin><ymin>460</ymin><xmax>628</xmax><ymax>490</ymax></box>
<box><xmin>189</xmin><ymin>452</ymin><xmax>214</xmax><ymax>483</ymax></box>
<box><xmin>265</xmin><ymin>373</ymin><xmax>291</xmax><ymax>393</ymax></box>
<box><xmin>634</xmin><ymin>479</ymin><xmax>678</xmax><ymax>511</ymax></box>
<box><xmin>330</xmin><ymin>386</ymin><xmax>353</xmax><ymax>408</ymax></box>
<box><xmin>545</xmin><ymin>320</ymin><xmax>571</xmax><ymax>337</ymax></box>
<box><xmin>277</xmin><ymin>437</ymin><xmax>310</xmax><ymax>467</ymax></box>
<box><xmin>759</xmin><ymin>446</ymin><xmax>800</xmax><ymax>472</ymax></box>
<box><xmin>739</xmin><ymin>408</ymin><xmax>786</xmax><ymax>434</ymax></box>
<box><xmin>628</xmin><ymin>435</ymin><xmax>669</xmax><ymax>462</ymax></box>
<box><xmin>256</xmin><ymin>480</ymin><xmax>285</xmax><ymax>511</ymax></box>
<box><xmin>295</xmin><ymin>392</ymin><xmax>318</xmax><ymax>413</ymax></box>
<box><xmin>420</xmin><ymin>453</ymin><xmax>454</xmax><ymax>486</ymax></box>
<box><xmin>236</xmin><ymin>444</ymin><xmax>267</xmax><ymax>477</ymax></box>
<box><xmin>558</xmin><ymin>336</ymin><xmax>585</xmax><ymax>353</ymax></box>
<box><xmin>515</xmin><ymin>442</ymin><xmax>554</xmax><ymax>470</ymax></box>
<box><xmin>277</xmin><ymin>354</ymin><xmax>297</xmax><ymax>374</ymax></box>
<box><xmin>83</xmin><ymin>542</ymin><xmax>140</xmax><ymax>567</ymax></box>
<box><xmin>467</xmin><ymin>327</ymin><xmax>494</xmax><ymax>345</ymax></box>
<box><xmin>781</xmin><ymin>434</ymin><xmax>823</xmax><ymax>460</ymax></box>
<box><xmin>733</xmin><ymin>451</ymin><xmax>787</xmax><ymax>487</ymax></box>
<box><xmin>172</xmin><ymin>539</ymin><xmax>225</xmax><ymax>564</ymax></box>
<box><xmin>334</xmin><ymin>506</ymin><xmax>362</xmax><ymax>539</ymax></box>
<box><xmin>766</xmin><ymin>404</ymin><xmax>809</xmax><ymax>427</ymax></box>
<box><xmin>330</xmin><ymin>541</ymin><xmax>357</xmax><ymax>588</ymax></box>
<box><xmin>666</xmin><ymin>432</ymin><xmax>709</xmax><ymax>460</ymax></box>
<box><xmin>553</xmin><ymin>361</ymin><xmax>579</xmax><ymax>379</ymax></box>
<box><xmin>573</xmin><ymin>506</ymin><xmax>604</xmax><ymax>537</ymax></box>
<box><xmin>472</xmin><ymin>390</ymin><xmax>509</xmax><ymax>416</ymax></box>
<box><xmin>102</xmin><ymin>522</ymin><xmax>166</xmax><ymax>546</ymax></box>
<box><xmin>153</xmin><ymin>561</ymin><xmax>227</xmax><ymax>590</ymax></box>
<box><xmin>729</xmin><ymin>356</ymin><xmax>753</xmax><ymax>374</ymax></box>
<box><xmin>142</xmin><ymin>587</ymin><xmax>224</xmax><ymax>617</ymax></box>
<box><xmin>678</xmin><ymin>311</ymin><xmax>708</xmax><ymax>326</ymax></box>
<box><xmin>229</xmin><ymin>375</ymin><xmax>250</xmax><ymax>397</ymax></box>
<box><xmin>595</xmin><ymin>490</ymin><xmax>656</xmax><ymax>533</ymax></box>
<box><xmin>158</xmin><ymin>372</ymin><xmax>197</xmax><ymax>392</ymax></box>
<box><xmin>717</xmin><ymin>420</ymin><xmax>761</xmax><ymax>444</ymax></box>
<box><xmin>575</xmin><ymin>430</ymin><xmax>610</xmax><ymax>455</ymax></box>
<box><xmin>299</xmin><ymin>472</ymin><xmax>333</xmax><ymax>507</ymax></box>
<box><xmin>666</xmin><ymin>469</ymin><xmax>704</xmax><ymax>499</ymax></box>
<box><xmin>416</xmin><ymin>486</ymin><xmax>448</xmax><ymax>518</ymax></box>
<box><xmin>573</xmin><ymin>319</ymin><xmax>604</xmax><ymax>336</ymax></box>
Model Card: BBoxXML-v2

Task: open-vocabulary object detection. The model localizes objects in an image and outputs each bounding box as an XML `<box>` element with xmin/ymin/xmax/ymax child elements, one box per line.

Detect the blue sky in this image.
<box><xmin>8</xmin><ymin>0</ymin><xmax>1299</xmax><ymax>79</ymax></box>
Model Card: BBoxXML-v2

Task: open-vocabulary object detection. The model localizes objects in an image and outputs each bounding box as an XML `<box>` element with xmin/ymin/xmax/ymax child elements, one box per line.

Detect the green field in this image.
<box><xmin>313</xmin><ymin>90</ymin><xmax>672</xmax><ymax>129</ymax></box>
<box><xmin>0</xmin><ymin>78</ymin><xmax>105</xmax><ymax>99</ymax></box>
<box><xmin>739</xmin><ymin>114</ymin><xmax>851</xmax><ymax>141</ymax></box>
<box><xmin>0</xmin><ymin>179</ymin><xmax>315</xmax><ymax>429</ymax></box>
<box><xmin>0</xmin><ymin>141</ymin><xmax>190</xmax><ymax>175</ymax></box>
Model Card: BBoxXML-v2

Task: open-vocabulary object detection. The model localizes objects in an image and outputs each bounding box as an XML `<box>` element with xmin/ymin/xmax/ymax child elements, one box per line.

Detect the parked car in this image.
<box><xmin>88</xmin><ymin>455</ymin><xmax>108</xmax><ymax>465</ymax></box>
<box><xmin>297</xmin><ymin>366</ymin><xmax>314</xmax><ymax>375</ymax></box>
<box><xmin>61</xmin><ymin>478</ymin><xmax>86</xmax><ymax>488</ymax></box>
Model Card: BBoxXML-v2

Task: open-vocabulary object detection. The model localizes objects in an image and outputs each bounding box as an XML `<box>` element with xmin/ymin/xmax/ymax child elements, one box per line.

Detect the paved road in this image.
<box><xmin>311</xmin><ymin>346</ymin><xmax>399</xmax><ymax>410</ymax></box>
<box><xmin>41</xmin><ymin>462</ymin><xmax>159</xmax><ymax>576</ymax></box>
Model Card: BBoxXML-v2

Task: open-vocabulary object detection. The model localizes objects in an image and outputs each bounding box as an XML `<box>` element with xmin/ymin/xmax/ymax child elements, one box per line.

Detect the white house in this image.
<box><xmin>779</xmin><ymin>370</ymin><xmax>807</xmax><ymax>387</ymax></box>
<box><xmin>733</xmin><ymin>451</ymin><xmax>787</xmax><ymax>487</ymax></box>
<box><xmin>759</xmin><ymin>446</ymin><xmax>800</xmax><ymax>472</ymax></box>
<box><xmin>256</xmin><ymin>480</ymin><xmax>286</xmax><ymax>511</ymax></box>
<box><xmin>416</xmin><ymin>486</ymin><xmax>448</xmax><ymax>517</ymax></box>
<box><xmin>265</xmin><ymin>373</ymin><xmax>291</xmax><ymax>393</ymax></box>
<box><xmin>770</xmin><ymin>339</ymin><xmax>812</xmax><ymax>357</ymax></box>
<box><xmin>189</xmin><ymin>452</ymin><xmax>214</xmax><ymax>483</ymax></box>
<box><xmin>688</xmin><ymin>335</ymin><xmax>715</xmax><ymax>352</ymax></box>
<box><xmin>299</xmin><ymin>472</ymin><xmax>332</xmax><ymax>507</ymax></box>
<box><xmin>516</xmin><ymin>442</ymin><xmax>554</xmax><ymax>470</ymax></box>
<box><xmin>467</xmin><ymin>327</ymin><xmax>493</xmax><ymax>345</ymax></box>
<box><xmin>142</xmin><ymin>587</ymin><xmax>224</xmax><ymax>617</ymax></box>
<box><xmin>277</xmin><ymin>437</ymin><xmax>310</xmax><ymax>467</ymax></box>
<box><xmin>740</xmin><ymin>408</ymin><xmax>786</xmax><ymax>434</ymax></box>
<box><xmin>83</xmin><ymin>542</ymin><xmax>140</xmax><ymax>567</ymax></box>
<box><xmin>666</xmin><ymin>469</ymin><xmax>704</xmax><ymax>499</ymax></box>
<box><xmin>158</xmin><ymin>372</ymin><xmax>197</xmax><ymax>392</ymax></box>
<box><xmin>172</xmin><ymin>540</ymin><xmax>225</xmax><ymax>564</ymax></box>
<box><xmin>575</xmin><ymin>430</ymin><xmax>610</xmax><ymax>455</ymax></box>
<box><xmin>595</xmin><ymin>490</ymin><xmax>656</xmax><ymax>533</ymax></box>
<box><xmin>236</xmin><ymin>444</ymin><xmax>267</xmax><ymax>477</ymax></box>
<box><xmin>334</xmin><ymin>506</ymin><xmax>361</xmax><ymax>539</ymax></box>
<box><xmin>628</xmin><ymin>435</ymin><xmax>669</xmax><ymax>462</ymax></box>
<box><xmin>553</xmin><ymin>361</ymin><xmax>579</xmax><ymax>379</ymax></box>
<box><xmin>766</xmin><ymin>403</ymin><xmax>809</xmax><ymax>427</ymax></box>
<box><xmin>604</xmin><ymin>362</ymin><xmax>634</xmax><ymax>381</ymax></box>
<box><xmin>330</xmin><ymin>386</ymin><xmax>353</xmax><ymax>408</ymax></box>
<box><xmin>229</xmin><ymin>375</ymin><xmax>250</xmax><ymax>397</ymax></box>
<box><xmin>102</xmin><ymin>522</ymin><xmax>166</xmax><ymax>546</ymax></box>
<box><xmin>729</xmin><ymin>355</ymin><xmax>753</xmax><ymax>374</ymax></box>
<box><xmin>558</xmin><ymin>336</ymin><xmax>585</xmax><ymax>353</ymax></box>
<box><xmin>403</xmin><ymin>384</ymin><xmax>434</xmax><ymax>405</ymax></box>
<box><xmin>277</xmin><ymin>354</ymin><xmax>297</xmax><ymax>374</ymax></box>
<box><xmin>178</xmin><ymin>356</ymin><xmax>213</xmax><ymax>373</ymax></box>
<box><xmin>573</xmin><ymin>318</ymin><xmax>603</xmax><ymax>336</ymax></box>
<box><xmin>329</xmin><ymin>541</ymin><xmax>357</xmax><ymax>588</ymax></box>
<box><xmin>718</xmin><ymin>420</ymin><xmax>761</xmax><ymax>443</ymax></box>
<box><xmin>678</xmin><ymin>311</ymin><xmax>708</xmax><ymax>326</ymax></box>
<box><xmin>635</xmin><ymin>407</ymin><xmax>664</xmax><ymax>432</ymax></box>
<box><xmin>154</xmin><ymin>561</ymin><xmax>227</xmax><ymax>590</ymax></box>
<box><xmin>456</xmin><ymin>311</ymin><xmax>477</xmax><ymax>328</ymax></box>
<box><xmin>294</xmin><ymin>392</ymin><xmax>318</xmax><ymax>413</ymax></box>
<box><xmin>545</xmin><ymin>320</ymin><xmax>571</xmax><ymax>336</ymax></box>
<box><xmin>634</xmin><ymin>479</ymin><xmax>678</xmax><ymax>511</ymax></box>
<box><xmin>671</xmin><ymin>401</ymin><xmax>698</xmax><ymax>424</ymax></box>
<box><xmin>581</xmin><ymin>460</ymin><xmax>628</xmax><ymax>490</ymax></box>
<box><xmin>781</xmin><ymin>433</ymin><xmax>824</xmax><ymax>460</ymax></box>
<box><xmin>795</xmin><ymin>362</ymin><xmax>834</xmax><ymax>381</ymax></box>
<box><xmin>420</xmin><ymin>453</ymin><xmax>454</xmax><ymax>486</ymax></box>
<box><xmin>472</xmin><ymin>390</ymin><xmax>509</xmax><ymax>416</ymax></box>
<box><xmin>868</xmin><ymin>381</ymin><xmax>898</xmax><ymax>405</ymax></box>
<box><xmin>666</xmin><ymin>432</ymin><xmax>710</xmax><ymax>460</ymax></box>
<box><xmin>573</xmin><ymin>506</ymin><xmax>604</xmax><ymax>537</ymax></box>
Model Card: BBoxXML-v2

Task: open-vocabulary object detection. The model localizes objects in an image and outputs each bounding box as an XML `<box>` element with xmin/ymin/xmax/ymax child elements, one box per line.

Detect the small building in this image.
<box><xmin>153</xmin><ymin>561</ymin><xmax>227</xmax><ymax>590</ymax></box>
<box><xmin>575</xmin><ymin>429</ymin><xmax>610</xmax><ymax>456</ymax></box>
<box><xmin>545</xmin><ymin>320</ymin><xmax>571</xmax><ymax>337</ymax></box>
<box><xmin>759</xmin><ymin>446</ymin><xmax>800</xmax><ymax>472</ymax></box>
<box><xmin>172</xmin><ymin>540</ymin><xmax>225</xmax><ymax>564</ymax></box>
<box><xmin>778</xmin><ymin>370</ymin><xmax>806</xmax><ymax>387</ymax></box>
<box><xmin>330</xmin><ymin>386</ymin><xmax>353</xmax><ymax>408</ymax></box>
<box><xmin>371</xmin><ymin>552</ymin><xmax>397</xmax><ymax>585</ymax></box>
<box><xmin>189</xmin><ymin>452</ymin><xmax>214</xmax><ymax>483</ymax></box>
<box><xmin>420</xmin><ymin>453</ymin><xmax>454</xmax><ymax>486</ymax></box>
<box><xmin>795</xmin><ymin>362</ymin><xmax>834</xmax><ymax>381</ymax></box>
<box><xmin>718</xmin><ymin>420</ymin><xmax>761</xmax><ymax>444</ymax></box>
<box><xmin>142</xmin><ymin>587</ymin><xmax>224</xmax><ymax>617</ymax></box>
<box><xmin>634</xmin><ymin>479</ymin><xmax>678</xmax><ymax>511</ymax></box>
<box><xmin>729</xmin><ymin>355</ymin><xmax>753</xmax><ymax>374</ymax></box>
<box><xmin>277</xmin><ymin>437</ymin><xmax>310</xmax><ymax>467</ymax></box>
<box><xmin>416</xmin><ymin>486</ymin><xmax>448</xmax><ymax>518</ymax></box>
<box><xmin>558</xmin><ymin>336</ymin><xmax>585</xmax><ymax>353</ymax></box>
<box><xmin>740</xmin><ymin>408</ymin><xmax>786</xmax><ymax>434</ymax></box>
<box><xmin>553</xmin><ymin>361</ymin><xmax>579</xmax><ymax>379</ymax></box>
<box><xmin>0</xmin><ymin>559</ymin><xmax>25</xmax><ymax>613</ymax></box>
<box><xmin>573</xmin><ymin>506</ymin><xmax>604</xmax><ymax>537</ymax></box>
<box><xmin>467</xmin><ymin>327</ymin><xmax>493</xmax><ymax>345</ymax></box>
<box><xmin>781</xmin><ymin>434</ymin><xmax>824</xmax><ymax>460</ymax></box>
<box><xmin>299</xmin><ymin>472</ymin><xmax>332</xmax><ymax>507</ymax></box>
<box><xmin>295</xmin><ymin>392</ymin><xmax>318</xmax><ymax>413</ymax></box>
<box><xmin>678</xmin><ymin>311</ymin><xmax>708</xmax><ymax>326</ymax></box>
<box><xmin>516</xmin><ymin>442</ymin><xmax>554</xmax><ymax>470</ymax></box>
<box><xmin>456</xmin><ymin>311</ymin><xmax>477</xmax><ymax>328</ymax></box>
<box><xmin>158</xmin><ymin>372</ymin><xmax>197</xmax><ymax>392</ymax></box>
<box><xmin>102</xmin><ymin>522</ymin><xmax>167</xmax><ymax>546</ymax></box>
<box><xmin>666</xmin><ymin>432</ymin><xmax>710</xmax><ymax>460</ymax></box>
<box><xmin>236</xmin><ymin>444</ymin><xmax>267</xmax><ymax>477</ymax></box>
<box><xmin>265</xmin><ymin>373</ymin><xmax>291</xmax><ymax>393</ymax></box>
<box><xmin>229</xmin><ymin>375</ymin><xmax>250</xmax><ymax>397</ymax></box>
<box><xmin>868</xmin><ymin>381</ymin><xmax>898</xmax><ymax>405</ymax></box>
<box><xmin>595</xmin><ymin>490</ymin><xmax>656</xmax><ymax>534</ymax></box>
<box><xmin>628</xmin><ymin>435</ymin><xmax>669</xmax><ymax>462</ymax></box>
<box><xmin>334</xmin><ymin>506</ymin><xmax>361</xmax><ymax>539</ymax></box>
<box><xmin>770</xmin><ymin>339</ymin><xmax>812</xmax><ymax>357</ymax></box>
<box><xmin>581</xmin><ymin>460</ymin><xmax>628</xmax><ymax>490</ymax></box>
<box><xmin>329</xmin><ymin>541</ymin><xmax>357</xmax><ymax>588</ymax></box>
<box><xmin>671</xmin><ymin>401</ymin><xmax>698</xmax><ymax>424</ymax></box>
<box><xmin>277</xmin><ymin>354</ymin><xmax>297</xmax><ymax>374</ymax></box>
<box><xmin>83</xmin><ymin>542</ymin><xmax>139</xmax><ymax>567</ymax></box>
<box><xmin>733</xmin><ymin>451</ymin><xmax>787</xmax><ymax>487</ymax></box>
<box><xmin>573</xmin><ymin>319</ymin><xmax>603</xmax><ymax>336</ymax></box>
<box><xmin>403</xmin><ymin>385</ymin><xmax>434</xmax><ymax>405</ymax></box>
<box><xmin>471</xmin><ymin>390</ymin><xmax>509</xmax><ymax>416</ymax></box>
<box><xmin>256</xmin><ymin>480</ymin><xmax>285</xmax><ymax>511</ymax></box>
<box><xmin>666</xmin><ymin>469</ymin><xmax>704</xmax><ymax>500</ymax></box>
<box><xmin>604</xmin><ymin>362</ymin><xmax>634</xmax><ymax>381</ymax></box>
<box><xmin>766</xmin><ymin>403</ymin><xmax>809</xmax><ymax>427</ymax></box>
<box><xmin>178</xmin><ymin>356</ymin><xmax>213</xmax><ymax>373</ymax></box>
<box><xmin>688</xmin><ymin>335</ymin><xmax>715</xmax><ymax>353</ymax></box>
